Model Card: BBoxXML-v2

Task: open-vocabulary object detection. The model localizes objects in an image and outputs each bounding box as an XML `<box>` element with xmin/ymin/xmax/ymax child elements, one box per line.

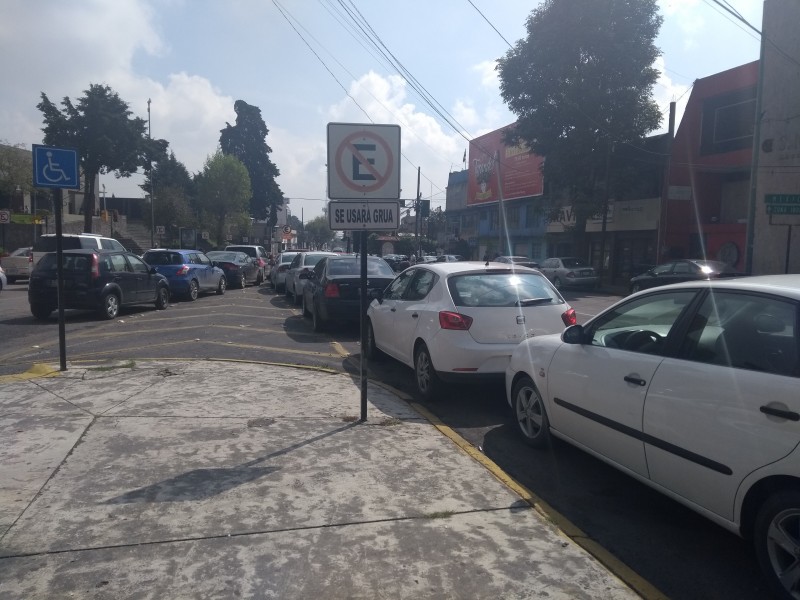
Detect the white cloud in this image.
<box><xmin>473</xmin><ymin>60</ymin><xmax>500</xmax><ymax>89</ymax></box>
<box><xmin>653</xmin><ymin>56</ymin><xmax>692</xmax><ymax>134</ymax></box>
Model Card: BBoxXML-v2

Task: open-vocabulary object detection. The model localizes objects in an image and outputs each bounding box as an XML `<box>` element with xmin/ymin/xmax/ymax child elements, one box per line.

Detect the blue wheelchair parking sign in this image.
<box><xmin>32</xmin><ymin>145</ymin><xmax>80</xmax><ymax>189</ymax></box>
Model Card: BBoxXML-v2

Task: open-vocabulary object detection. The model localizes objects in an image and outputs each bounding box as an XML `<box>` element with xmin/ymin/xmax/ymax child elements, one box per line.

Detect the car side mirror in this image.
<box><xmin>562</xmin><ymin>324</ymin><xmax>587</xmax><ymax>344</ymax></box>
<box><xmin>298</xmin><ymin>271</ymin><xmax>311</xmax><ymax>280</ymax></box>
<box><xmin>149</xmin><ymin>266</ymin><xmax>158</xmax><ymax>275</ymax></box>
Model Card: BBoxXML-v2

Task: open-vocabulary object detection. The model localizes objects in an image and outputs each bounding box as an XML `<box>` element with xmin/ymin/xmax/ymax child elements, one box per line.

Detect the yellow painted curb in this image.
<box><xmin>0</xmin><ymin>363</ymin><xmax>61</xmax><ymax>383</ymax></box>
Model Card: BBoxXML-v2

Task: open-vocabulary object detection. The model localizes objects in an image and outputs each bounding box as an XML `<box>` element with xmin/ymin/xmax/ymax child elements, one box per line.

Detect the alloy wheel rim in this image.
<box><xmin>766</xmin><ymin>508</ymin><xmax>800</xmax><ymax>596</ymax></box>
<box><xmin>516</xmin><ymin>386</ymin><xmax>542</xmax><ymax>438</ymax></box>
<box><xmin>416</xmin><ymin>351</ymin><xmax>430</xmax><ymax>392</ymax></box>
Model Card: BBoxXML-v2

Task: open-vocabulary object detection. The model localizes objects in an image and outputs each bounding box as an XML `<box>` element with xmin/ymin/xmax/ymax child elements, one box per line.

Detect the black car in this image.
<box><xmin>28</xmin><ymin>249</ymin><xmax>170</xmax><ymax>320</ymax></box>
<box><xmin>206</xmin><ymin>251</ymin><xmax>261</xmax><ymax>288</ymax></box>
<box><xmin>629</xmin><ymin>259</ymin><xmax>742</xmax><ymax>293</ymax></box>
<box><xmin>300</xmin><ymin>255</ymin><xmax>396</xmax><ymax>331</ymax></box>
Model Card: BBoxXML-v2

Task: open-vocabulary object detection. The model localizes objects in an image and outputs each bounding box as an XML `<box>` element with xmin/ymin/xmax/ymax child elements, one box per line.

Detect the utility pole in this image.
<box><xmin>148</xmin><ymin>98</ymin><xmax>155</xmax><ymax>249</ymax></box>
<box><xmin>414</xmin><ymin>167</ymin><xmax>421</xmax><ymax>259</ymax></box>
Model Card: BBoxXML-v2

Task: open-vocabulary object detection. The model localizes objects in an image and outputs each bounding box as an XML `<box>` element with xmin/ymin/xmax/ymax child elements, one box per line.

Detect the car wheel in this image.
<box><xmin>99</xmin><ymin>293</ymin><xmax>120</xmax><ymax>320</ymax></box>
<box><xmin>414</xmin><ymin>342</ymin><xmax>441</xmax><ymax>401</ymax></box>
<box><xmin>293</xmin><ymin>286</ymin><xmax>302</xmax><ymax>305</ymax></box>
<box><xmin>302</xmin><ymin>294</ymin><xmax>311</xmax><ymax>318</ymax></box>
<box><xmin>312</xmin><ymin>301</ymin><xmax>325</xmax><ymax>332</ymax></box>
<box><xmin>239</xmin><ymin>273</ymin><xmax>247</xmax><ymax>289</ymax></box>
<box><xmin>187</xmin><ymin>279</ymin><xmax>199</xmax><ymax>301</ymax></box>
<box><xmin>512</xmin><ymin>376</ymin><xmax>550</xmax><ymax>448</ymax></box>
<box><xmin>31</xmin><ymin>304</ymin><xmax>52</xmax><ymax>320</ymax></box>
<box><xmin>216</xmin><ymin>276</ymin><xmax>227</xmax><ymax>295</ymax></box>
<box><xmin>553</xmin><ymin>276</ymin><xmax>563</xmax><ymax>290</ymax></box>
<box><xmin>155</xmin><ymin>286</ymin><xmax>169</xmax><ymax>310</ymax></box>
<box><xmin>364</xmin><ymin>319</ymin><xmax>384</xmax><ymax>361</ymax></box>
<box><xmin>256</xmin><ymin>270</ymin><xmax>264</xmax><ymax>285</ymax></box>
<box><xmin>284</xmin><ymin>282</ymin><xmax>292</xmax><ymax>298</ymax></box>
<box><xmin>755</xmin><ymin>490</ymin><xmax>800</xmax><ymax>600</ymax></box>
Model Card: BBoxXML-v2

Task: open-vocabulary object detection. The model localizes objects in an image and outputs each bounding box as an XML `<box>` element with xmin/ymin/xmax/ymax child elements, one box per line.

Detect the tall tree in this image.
<box><xmin>37</xmin><ymin>84</ymin><xmax>167</xmax><ymax>233</ymax></box>
<box><xmin>497</xmin><ymin>0</ymin><xmax>663</xmax><ymax>256</ymax></box>
<box><xmin>195</xmin><ymin>151</ymin><xmax>251</xmax><ymax>247</ymax></box>
<box><xmin>303</xmin><ymin>215</ymin><xmax>335</xmax><ymax>249</ymax></box>
<box><xmin>219</xmin><ymin>100</ymin><xmax>284</xmax><ymax>228</ymax></box>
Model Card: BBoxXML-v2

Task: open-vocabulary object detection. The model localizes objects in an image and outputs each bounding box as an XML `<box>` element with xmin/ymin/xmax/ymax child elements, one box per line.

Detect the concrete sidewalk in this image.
<box><xmin>0</xmin><ymin>359</ymin><xmax>641</xmax><ymax>599</ymax></box>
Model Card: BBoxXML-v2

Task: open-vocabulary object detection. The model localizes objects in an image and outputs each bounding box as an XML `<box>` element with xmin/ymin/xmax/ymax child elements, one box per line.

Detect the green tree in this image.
<box><xmin>219</xmin><ymin>100</ymin><xmax>284</xmax><ymax>226</ymax></box>
<box><xmin>424</xmin><ymin>206</ymin><xmax>447</xmax><ymax>240</ymax></box>
<box><xmin>37</xmin><ymin>84</ymin><xmax>167</xmax><ymax>233</ymax></box>
<box><xmin>195</xmin><ymin>151</ymin><xmax>251</xmax><ymax>247</ymax></box>
<box><xmin>303</xmin><ymin>215</ymin><xmax>335</xmax><ymax>249</ymax></box>
<box><xmin>497</xmin><ymin>0</ymin><xmax>663</xmax><ymax>256</ymax></box>
<box><xmin>0</xmin><ymin>142</ymin><xmax>32</xmax><ymax>209</ymax></box>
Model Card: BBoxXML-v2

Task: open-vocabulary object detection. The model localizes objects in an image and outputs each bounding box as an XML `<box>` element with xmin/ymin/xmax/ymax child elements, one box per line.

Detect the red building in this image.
<box><xmin>662</xmin><ymin>61</ymin><xmax>759</xmax><ymax>270</ymax></box>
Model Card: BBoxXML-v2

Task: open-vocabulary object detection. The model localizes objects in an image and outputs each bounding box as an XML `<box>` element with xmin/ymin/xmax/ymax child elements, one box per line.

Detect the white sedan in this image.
<box><xmin>505</xmin><ymin>274</ymin><xmax>800</xmax><ymax>600</ymax></box>
<box><xmin>366</xmin><ymin>261</ymin><xmax>575</xmax><ymax>400</ymax></box>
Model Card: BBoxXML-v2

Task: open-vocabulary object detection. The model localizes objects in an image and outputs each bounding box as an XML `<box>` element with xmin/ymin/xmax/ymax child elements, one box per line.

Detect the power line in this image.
<box><xmin>466</xmin><ymin>0</ymin><xmax>513</xmax><ymax>49</ymax></box>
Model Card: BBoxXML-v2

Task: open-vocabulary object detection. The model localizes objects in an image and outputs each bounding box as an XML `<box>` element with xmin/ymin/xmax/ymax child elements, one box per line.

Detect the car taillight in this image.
<box><xmin>324</xmin><ymin>283</ymin><xmax>340</xmax><ymax>298</ymax></box>
<box><xmin>90</xmin><ymin>253</ymin><xmax>100</xmax><ymax>280</ymax></box>
<box><xmin>176</xmin><ymin>265</ymin><xmax>190</xmax><ymax>276</ymax></box>
<box><xmin>562</xmin><ymin>308</ymin><xmax>577</xmax><ymax>326</ymax></box>
<box><xmin>566</xmin><ymin>271</ymin><xmax>576</xmax><ymax>278</ymax></box>
<box><xmin>439</xmin><ymin>311</ymin><xmax>472</xmax><ymax>330</ymax></box>
<box><xmin>28</xmin><ymin>253</ymin><xmax>33</xmax><ymax>264</ymax></box>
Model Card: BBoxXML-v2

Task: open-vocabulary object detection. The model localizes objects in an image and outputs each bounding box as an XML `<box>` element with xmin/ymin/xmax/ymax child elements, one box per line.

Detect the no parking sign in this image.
<box><xmin>327</xmin><ymin>123</ymin><xmax>400</xmax><ymax>200</ymax></box>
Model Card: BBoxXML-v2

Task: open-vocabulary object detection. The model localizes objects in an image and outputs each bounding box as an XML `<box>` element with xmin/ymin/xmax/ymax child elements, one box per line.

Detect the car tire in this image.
<box><xmin>414</xmin><ymin>342</ymin><xmax>441</xmax><ymax>401</ymax></box>
<box><xmin>364</xmin><ymin>319</ymin><xmax>384</xmax><ymax>361</ymax></box>
<box><xmin>155</xmin><ymin>286</ymin><xmax>169</xmax><ymax>310</ymax></box>
<box><xmin>312</xmin><ymin>301</ymin><xmax>325</xmax><ymax>332</ymax></box>
<box><xmin>553</xmin><ymin>276</ymin><xmax>563</xmax><ymax>290</ymax></box>
<box><xmin>284</xmin><ymin>282</ymin><xmax>292</xmax><ymax>299</ymax></box>
<box><xmin>239</xmin><ymin>273</ymin><xmax>247</xmax><ymax>289</ymax></box>
<box><xmin>216</xmin><ymin>276</ymin><xmax>227</xmax><ymax>295</ymax></box>
<box><xmin>99</xmin><ymin>293</ymin><xmax>120</xmax><ymax>320</ymax></box>
<box><xmin>754</xmin><ymin>490</ymin><xmax>800</xmax><ymax>600</ymax></box>
<box><xmin>511</xmin><ymin>375</ymin><xmax>551</xmax><ymax>448</ymax></box>
<box><xmin>187</xmin><ymin>279</ymin><xmax>199</xmax><ymax>301</ymax></box>
<box><xmin>31</xmin><ymin>304</ymin><xmax>52</xmax><ymax>320</ymax></box>
<box><xmin>302</xmin><ymin>294</ymin><xmax>311</xmax><ymax>318</ymax></box>
<box><xmin>293</xmin><ymin>286</ymin><xmax>302</xmax><ymax>305</ymax></box>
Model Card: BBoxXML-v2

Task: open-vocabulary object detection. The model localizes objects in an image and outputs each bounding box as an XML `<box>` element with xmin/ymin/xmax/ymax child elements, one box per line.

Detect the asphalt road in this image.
<box><xmin>0</xmin><ymin>279</ymin><xmax>774</xmax><ymax>599</ymax></box>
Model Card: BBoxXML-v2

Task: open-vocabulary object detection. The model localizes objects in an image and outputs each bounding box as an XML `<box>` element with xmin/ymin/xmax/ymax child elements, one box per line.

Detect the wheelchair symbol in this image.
<box><xmin>42</xmin><ymin>151</ymin><xmax>69</xmax><ymax>183</ymax></box>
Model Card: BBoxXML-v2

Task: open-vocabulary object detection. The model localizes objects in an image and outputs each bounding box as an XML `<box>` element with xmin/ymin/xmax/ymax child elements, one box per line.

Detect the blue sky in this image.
<box><xmin>1</xmin><ymin>0</ymin><xmax>763</xmax><ymax>221</ymax></box>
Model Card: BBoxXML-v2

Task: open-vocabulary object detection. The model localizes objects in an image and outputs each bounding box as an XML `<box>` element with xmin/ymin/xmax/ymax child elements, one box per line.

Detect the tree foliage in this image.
<box><xmin>0</xmin><ymin>142</ymin><xmax>32</xmax><ymax>207</ymax></box>
<box><xmin>37</xmin><ymin>84</ymin><xmax>168</xmax><ymax>232</ymax></box>
<box><xmin>303</xmin><ymin>215</ymin><xmax>335</xmax><ymax>249</ymax></box>
<box><xmin>219</xmin><ymin>100</ymin><xmax>284</xmax><ymax>226</ymax></box>
<box><xmin>195</xmin><ymin>151</ymin><xmax>252</xmax><ymax>247</ymax></box>
<box><xmin>497</xmin><ymin>0</ymin><xmax>663</xmax><ymax>250</ymax></box>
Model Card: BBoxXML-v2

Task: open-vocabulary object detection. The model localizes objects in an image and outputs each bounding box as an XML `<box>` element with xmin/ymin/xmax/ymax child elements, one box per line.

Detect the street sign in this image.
<box><xmin>328</xmin><ymin>201</ymin><xmax>400</xmax><ymax>230</ymax></box>
<box><xmin>327</xmin><ymin>123</ymin><xmax>401</xmax><ymax>200</ymax></box>
<box><xmin>32</xmin><ymin>145</ymin><xmax>80</xmax><ymax>189</ymax></box>
<box><xmin>0</xmin><ymin>209</ymin><xmax>9</xmax><ymax>224</ymax></box>
<box><xmin>282</xmin><ymin>225</ymin><xmax>291</xmax><ymax>234</ymax></box>
<box><xmin>765</xmin><ymin>194</ymin><xmax>800</xmax><ymax>205</ymax></box>
<box><xmin>767</xmin><ymin>204</ymin><xmax>800</xmax><ymax>215</ymax></box>
<box><xmin>202</xmin><ymin>231</ymin><xmax>209</xmax><ymax>240</ymax></box>
<box><xmin>155</xmin><ymin>225</ymin><xmax>166</xmax><ymax>235</ymax></box>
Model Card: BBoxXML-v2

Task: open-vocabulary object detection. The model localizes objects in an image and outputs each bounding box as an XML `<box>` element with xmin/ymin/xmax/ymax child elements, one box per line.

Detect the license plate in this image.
<box><xmin>581</xmin><ymin>270</ymin><xmax>593</xmax><ymax>276</ymax></box>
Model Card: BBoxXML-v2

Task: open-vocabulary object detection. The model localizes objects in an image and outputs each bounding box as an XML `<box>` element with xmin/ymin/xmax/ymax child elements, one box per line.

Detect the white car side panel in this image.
<box><xmin>644</xmin><ymin>358</ymin><xmax>800</xmax><ymax>521</ymax></box>
<box><xmin>545</xmin><ymin>344</ymin><xmax>663</xmax><ymax>478</ymax></box>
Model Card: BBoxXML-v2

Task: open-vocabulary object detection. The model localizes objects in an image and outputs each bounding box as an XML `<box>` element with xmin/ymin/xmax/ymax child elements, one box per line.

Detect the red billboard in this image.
<box><xmin>467</xmin><ymin>125</ymin><xmax>544</xmax><ymax>205</ymax></box>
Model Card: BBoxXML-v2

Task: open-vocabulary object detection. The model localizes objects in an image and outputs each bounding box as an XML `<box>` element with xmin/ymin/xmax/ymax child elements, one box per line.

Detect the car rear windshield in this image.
<box><xmin>33</xmin><ymin>237</ymin><xmax>85</xmax><ymax>252</ymax></box>
<box><xmin>143</xmin><ymin>251</ymin><xmax>186</xmax><ymax>265</ymax></box>
<box><xmin>227</xmin><ymin>246</ymin><xmax>256</xmax><ymax>257</ymax></box>
<box><xmin>36</xmin><ymin>253</ymin><xmax>93</xmax><ymax>273</ymax></box>
<box><xmin>303</xmin><ymin>254</ymin><xmax>331</xmax><ymax>267</ymax></box>
<box><xmin>328</xmin><ymin>258</ymin><xmax>395</xmax><ymax>277</ymax></box>
<box><xmin>207</xmin><ymin>252</ymin><xmax>241</xmax><ymax>262</ymax></box>
<box><xmin>448</xmin><ymin>272</ymin><xmax>561</xmax><ymax>308</ymax></box>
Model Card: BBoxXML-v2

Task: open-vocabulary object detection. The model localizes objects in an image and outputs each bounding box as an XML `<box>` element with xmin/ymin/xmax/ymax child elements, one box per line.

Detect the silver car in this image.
<box><xmin>284</xmin><ymin>251</ymin><xmax>337</xmax><ymax>304</ymax></box>
<box><xmin>269</xmin><ymin>251</ymin><xmax>300</xmax><ymax>293</ymax></box>
<box><xmin>1</xmin><ymin>246</ymin><xmax>33</xmax><ymax>283</ymax></box>
<box><xmin>539</xmin><ymin>257</ymin><xmax>598</xmax><ymax>290</ymax></box>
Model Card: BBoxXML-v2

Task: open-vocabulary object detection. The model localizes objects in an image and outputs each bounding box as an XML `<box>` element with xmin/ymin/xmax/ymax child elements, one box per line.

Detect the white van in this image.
<box><xmin>32</xmin><ymin>233</ymin><xmax>127</xmax><ymax>266</ymax></box>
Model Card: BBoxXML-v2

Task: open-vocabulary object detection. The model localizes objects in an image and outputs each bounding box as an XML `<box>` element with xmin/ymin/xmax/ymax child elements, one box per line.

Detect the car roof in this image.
<box><xmin>634</xmin><ymin>274</ymin><xmax>800</xmax><ymax>300</ymax></box>
<box><xmin>406</xmin><ymin>261</ymin><xmax>542</xmax><ymax>276</ymax></box>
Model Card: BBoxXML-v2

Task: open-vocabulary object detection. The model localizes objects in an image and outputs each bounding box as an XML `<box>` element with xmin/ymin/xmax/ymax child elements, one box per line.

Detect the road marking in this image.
<box><xmin>0</xmin><ymin>363</ymin><xmax>60</xmax><ymax>383</ymax></box>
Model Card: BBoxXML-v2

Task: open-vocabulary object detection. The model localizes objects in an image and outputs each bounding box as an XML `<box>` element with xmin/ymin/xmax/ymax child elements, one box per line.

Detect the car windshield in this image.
<box><xmin>33</xmin><ymin>237</ymin><xmax>83</xmax><ymax>252</ymax></box>
<box><xmin>143</xmin><ymin>251</ymin><xmax>185</xmax><ymax>265</ymax></box>
<box><xmin>303</xmin><ymin>254</ymin><xmax>331</xmax><ymax>266</ymax></box>
<box><xmin>328</xmin><ymin>257</ymin><xmax>395</xmax><ymax>276</ymax></box>
<box><xmin>695</xmin><ymin>260</ymin><xmax>736</xmax><ymax>273</ymax></box>
<box><xmin>561</xmin><ymin>257</ymin><xmax>588</xmax><ymax>268</ymax></box>
<box><xmin>448</xmin><ymin>272</ymin><xmax>560</xmax><ymax>308</ymax></box>
<box><xmin>11</xmin><ymin>247</ymin><xmax>31</xmax><ymax>257</ymax></box>
<box><xmin>227</xmin><ymin>246</ymin><xmax>255</xmax><ymax>257</ymax></box>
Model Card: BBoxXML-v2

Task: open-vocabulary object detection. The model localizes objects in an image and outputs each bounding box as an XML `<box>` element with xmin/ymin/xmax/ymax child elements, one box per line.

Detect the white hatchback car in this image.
<box><xmin>505</xmin><ymin>275</ymin><xmax>800</xmax><ymax>600</ymax></box>
<box><xmin>366</xmin><ymin>262</ymin><xmax>575</xmax><ymax>400</ymax></box>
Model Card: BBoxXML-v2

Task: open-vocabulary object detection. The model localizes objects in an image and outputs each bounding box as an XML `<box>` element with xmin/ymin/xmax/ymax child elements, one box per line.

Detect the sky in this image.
<box><xmin>0</xmin><ymin>0</ymin><xmax>764</xmax><ymax>223</ymax></box>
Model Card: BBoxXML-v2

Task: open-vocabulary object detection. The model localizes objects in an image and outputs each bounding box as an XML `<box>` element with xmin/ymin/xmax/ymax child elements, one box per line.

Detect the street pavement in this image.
<box><xmin>0</xmin><ymin>359</ymin><xmax>644</xmax><ymax>599</ymax></box>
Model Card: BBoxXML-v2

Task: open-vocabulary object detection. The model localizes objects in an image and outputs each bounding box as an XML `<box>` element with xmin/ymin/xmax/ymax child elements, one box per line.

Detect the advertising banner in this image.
<box><xmin>466</xmin><ymin>125</ymin><xmax>544</xmax><ymax>206</ymax></box>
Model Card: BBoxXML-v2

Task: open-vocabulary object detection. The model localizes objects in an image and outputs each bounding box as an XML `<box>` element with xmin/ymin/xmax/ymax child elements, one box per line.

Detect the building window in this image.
<box><xmin>506</xmin><ymin>206</ymin><xmax>520</xmax><ymax>228</ymax></box>
<box><xmin>700</xmin><ymin>86</ymin><xmax>756</xmax><ymax>156</ymax></box>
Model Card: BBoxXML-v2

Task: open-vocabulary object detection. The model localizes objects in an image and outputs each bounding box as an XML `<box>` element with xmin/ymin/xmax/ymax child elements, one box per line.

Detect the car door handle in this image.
<box><xmin>624</xmin><ymin>375</ymin><xmax>647</xmax><ymax>386</ymax></box>
<box><xmin>760</xmin><ymin>406</ymin><xmax>800</xmax><ymax>421</ymax></box>
<box><xmin>390</xmin><ymin>307</ymin><xmax>396</xmax><ymax>312</ymax></box>
<box><xmin>411</xmin><ymin>312</ymin><xmax>419</xmax><ymax>318</ymax></box>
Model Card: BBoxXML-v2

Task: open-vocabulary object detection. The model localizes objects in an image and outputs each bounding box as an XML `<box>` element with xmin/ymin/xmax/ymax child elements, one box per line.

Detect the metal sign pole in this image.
<box><xmin>360</xmin><ymin>229</ymin><xmax>368</xmax><ymax>422</ymax></box>
<box><xmin>54</xmin><ymin>188</ymin><xmax>67</xmax><ymax>371</ymax></box>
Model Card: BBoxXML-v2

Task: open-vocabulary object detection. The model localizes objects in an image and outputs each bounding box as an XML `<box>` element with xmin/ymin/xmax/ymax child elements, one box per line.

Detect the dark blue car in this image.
<box><xmin>141</xmin><ymin>249</ymin><xmax>227</xmax><ymax>300</ymax></box>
